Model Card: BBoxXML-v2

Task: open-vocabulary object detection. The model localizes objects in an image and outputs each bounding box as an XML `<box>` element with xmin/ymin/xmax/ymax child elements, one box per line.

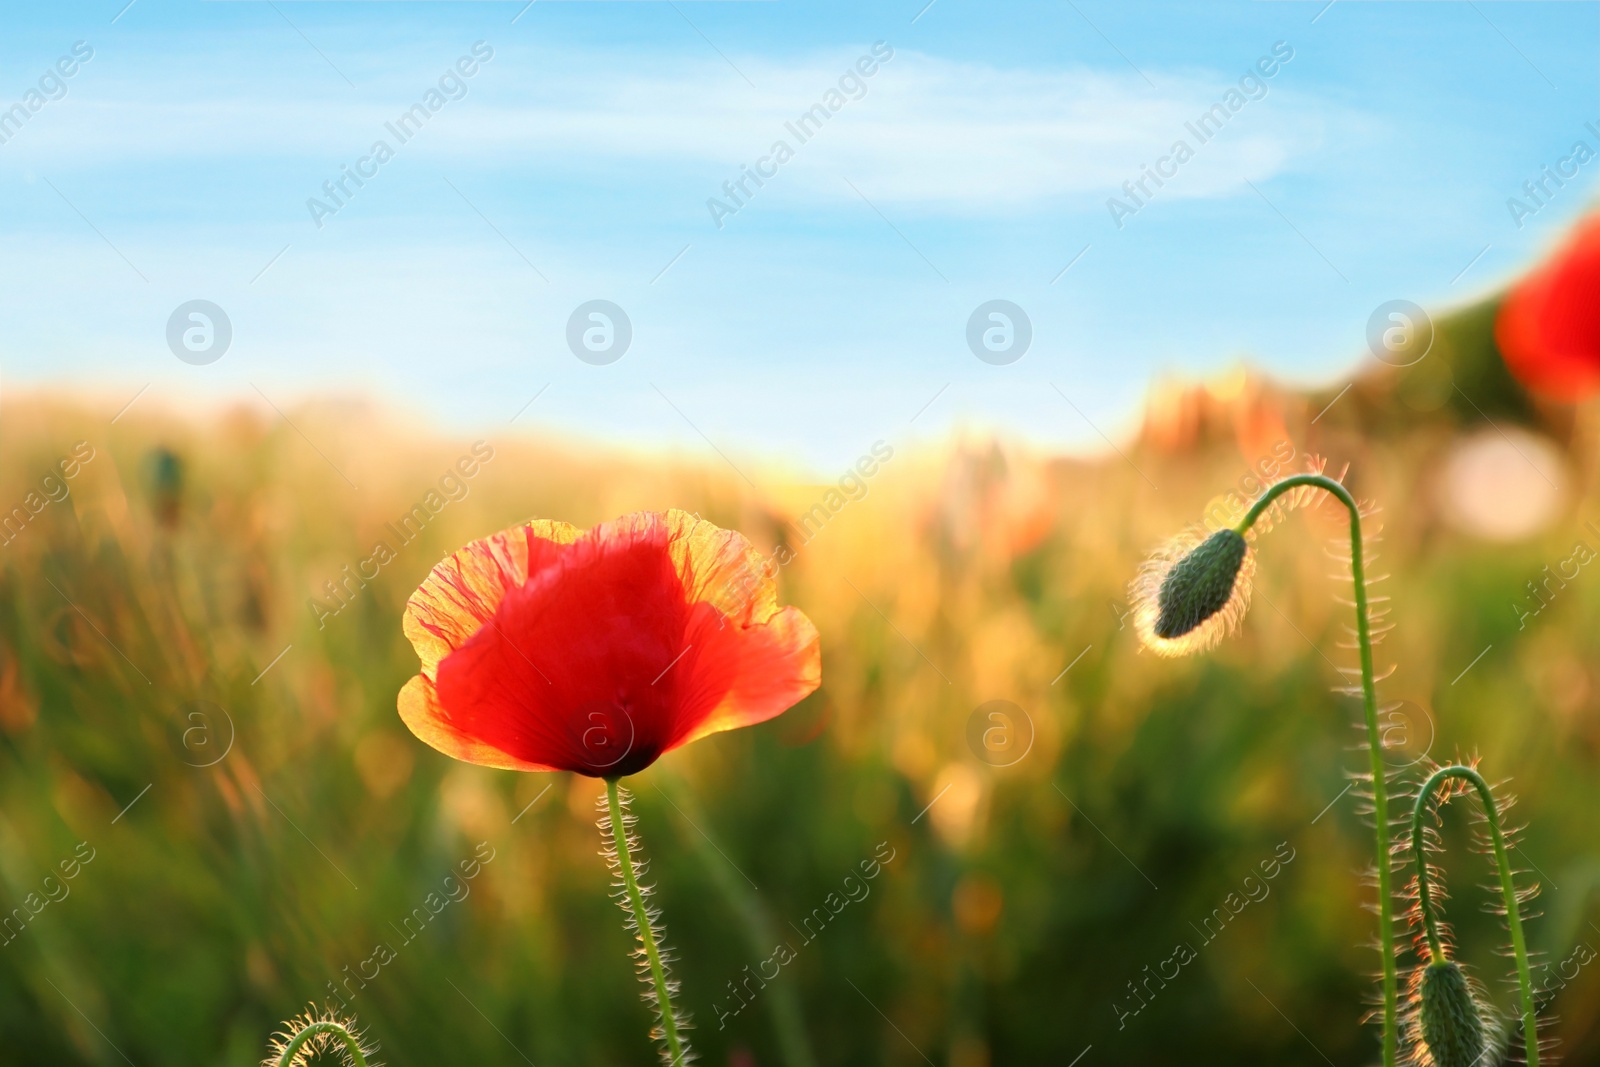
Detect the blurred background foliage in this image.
<box><xmin>1</xmin><ymin>303</ymin><xmax>1598</xmax><ymax>1066</ymax></box>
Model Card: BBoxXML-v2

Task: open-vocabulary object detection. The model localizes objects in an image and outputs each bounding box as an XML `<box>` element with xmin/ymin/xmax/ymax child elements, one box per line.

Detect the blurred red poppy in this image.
<box><xmin>398</xmin><ymin>510</ymin><xmax>820</xmax><ymax>777</ymax></box>
<box><xmin>1496</xmin><ymin>214</ymin><xmax>1600</xmax><ymax>401</ymax></box>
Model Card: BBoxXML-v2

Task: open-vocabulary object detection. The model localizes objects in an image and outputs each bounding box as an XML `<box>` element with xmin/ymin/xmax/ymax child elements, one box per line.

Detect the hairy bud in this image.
<box><xmin>1132</xmin><ymin>526</ymin><xmax>1255</xmax><ymax>657</ymax></box>
<box><xmin>1420</xmin><ymin>961</ymin><xmax>1490</xmax><ymax>1067</ymax></box>
<box><xmin>1154</xmin><ymin>529</ymin><xmax>1248</xmax><ymax>639</ymax></box>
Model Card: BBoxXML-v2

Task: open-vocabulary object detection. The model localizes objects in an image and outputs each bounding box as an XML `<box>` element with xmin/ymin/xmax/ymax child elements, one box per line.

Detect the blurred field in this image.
<box><xmin>2</xmin><ymin>302</ymin><xmax>1599</xmax><ymax>1065</ymax></box>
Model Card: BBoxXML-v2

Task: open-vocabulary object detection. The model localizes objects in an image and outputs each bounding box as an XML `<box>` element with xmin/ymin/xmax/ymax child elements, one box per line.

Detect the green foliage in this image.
<box><xmin>0</xmin><ymin>397</ymin><xmax>1594</xmax><ymax>1065</ymax></box>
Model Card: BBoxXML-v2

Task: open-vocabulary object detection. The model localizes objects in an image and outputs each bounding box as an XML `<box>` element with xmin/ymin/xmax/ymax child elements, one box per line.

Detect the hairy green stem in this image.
<box><xmin>1411</xmin><ymin>764</ymin><xmax>1540</xmax><ymax>1067</ymax></box>
<box><xmin>1239</xmin><ymin>473</ymin><xmax>1398</xmax><ymax>1067</ymax></box>
<box><xmin>606</xmin><ymin>777</ymin><xmax>689</xmax><ymax>1066</ymax></box>
<box><xmin>270</xmin><ymin>1021</ymin><xmax>372</xmax><ymax>1067</ymax></box>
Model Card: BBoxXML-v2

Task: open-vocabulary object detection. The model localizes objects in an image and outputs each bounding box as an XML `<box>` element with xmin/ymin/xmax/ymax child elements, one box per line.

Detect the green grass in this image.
<box><xmin>0</xmin><ymin>383</ymin><xmax>1596</xmax><ymax>1065</ymax></box>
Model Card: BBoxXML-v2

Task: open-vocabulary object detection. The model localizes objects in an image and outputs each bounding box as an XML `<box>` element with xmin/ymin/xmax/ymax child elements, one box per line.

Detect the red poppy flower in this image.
<box><xmin>1496</xmin><ymin>213</ymin><xmax>1600</xmax><ymax>401</ymax></box>
<box><xmin>397</xmin><ymin>510</ymin><xmax>820</xmax><ymax>777</ymax></box>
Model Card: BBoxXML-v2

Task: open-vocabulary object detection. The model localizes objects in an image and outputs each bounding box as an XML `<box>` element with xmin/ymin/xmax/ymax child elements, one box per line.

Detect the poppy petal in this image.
<box><xmin>433</xmin><ymin>513</ymin><xmax>691</xmax><ymax>774</ymax></box>
<box><xmin>656</xmin><ymin>511</ymin><xmax>820</xmax><ymax>745</ymax></box>
<box><xmin>675</xmin><ymin>603</ymin><xmax>821</xmax><ymax>747</ymax></box>
<box><xmin>398</xmin><ymin>673</ymin><xmax>559</xmax><ymax>772</ymax></box>
<box><xmin>424</xmin><ymin>510</ymin><xmax>818</xmax><ymax>776</ymax></box>
<box><xmin>402</xmin><ymin>519</ymin><xmax>579</xmax><ymax>679</ymax></box>
<box><xmin>1497</xmin><ymin>214</ymin><xmax>1600</xmax><ymax>401</ymax></box>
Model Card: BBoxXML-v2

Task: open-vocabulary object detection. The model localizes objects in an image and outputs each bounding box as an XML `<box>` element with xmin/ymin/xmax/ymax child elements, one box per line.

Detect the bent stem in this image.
<box><xmin>1239</xmin><ymin>473</ymin><xmax>1398</xmax><ymax>1067</ymax></box>
<box><xmin>604</xmin><ymin>777</ymin><xmax>691</xmax><ymax>1066</ymax></box>
<box><xmin>1411</xmin><ymin>764</ymin><xmax>1539</xmax><ymax>1067</ymax></box>
<box><xmin>265</xmin><ymin>1016</ymin><xmax>373</xmax><ymax>1067</ymax></box>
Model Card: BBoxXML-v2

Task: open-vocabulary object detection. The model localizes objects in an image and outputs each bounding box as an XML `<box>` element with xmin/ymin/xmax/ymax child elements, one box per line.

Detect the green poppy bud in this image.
<box><xmin>1420</xmin><ymin>960</ymin><xmax>1490</xmax><ymax>1067</ymax></box>
<box><xmin>1154</xmin><ymin>528</ymin><xmax>1248</xmax><ymax>639</ymax></box>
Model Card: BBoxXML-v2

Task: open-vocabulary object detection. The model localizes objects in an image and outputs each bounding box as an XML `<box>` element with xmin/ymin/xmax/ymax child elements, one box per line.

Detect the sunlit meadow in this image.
<box><xmin>2</xmin><ymin>289</ymin><xmax>1598</xmax><ymax>1065</ymax></box>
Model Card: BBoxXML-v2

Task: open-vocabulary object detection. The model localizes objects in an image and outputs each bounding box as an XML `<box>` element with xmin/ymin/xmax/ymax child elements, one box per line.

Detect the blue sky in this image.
<box><xmin>1</xmin><ymin>0</ymin><xmax>1597</xmax><ymax>470</ymax></box>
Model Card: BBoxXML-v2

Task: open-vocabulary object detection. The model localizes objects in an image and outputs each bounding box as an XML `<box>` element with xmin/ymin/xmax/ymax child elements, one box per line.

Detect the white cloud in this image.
<box><xmin>14</xmin><ymin>42</ymin><xmax>1334</xmax><ymax>213</ymax></box>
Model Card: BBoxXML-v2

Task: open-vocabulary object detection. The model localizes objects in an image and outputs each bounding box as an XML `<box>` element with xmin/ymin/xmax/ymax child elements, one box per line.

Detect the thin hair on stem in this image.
<box><xmin>262</xmin><ymin>1005</ymin><xmax>379</xmax><ymax>1067</ymax></box>
<box><xmin>599</xmin><ymin>779</ymin><xmax>695</xmax><ymax>1066</ymax></box>
<box><xmin>1404</xmin><ymin>761</ymin><xmax>1545</xmax><ymax>1067</ymax></box>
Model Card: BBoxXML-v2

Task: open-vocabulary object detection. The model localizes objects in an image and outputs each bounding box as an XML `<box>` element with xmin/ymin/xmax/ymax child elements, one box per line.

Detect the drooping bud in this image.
<box><xmin>1419</xmin><ymin>960</ymin><xmax>1490</xmax><ymax>1067</ymax></box>
<box><xmin>1154</xmin><ymin>529</ymin><xmax>1248</xmax><ymax>639</ymax></box>
<box><xmin>1131</xmin><ymin>527</ymin><xmax>1256</xmax><ymax>657</ymax></box>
